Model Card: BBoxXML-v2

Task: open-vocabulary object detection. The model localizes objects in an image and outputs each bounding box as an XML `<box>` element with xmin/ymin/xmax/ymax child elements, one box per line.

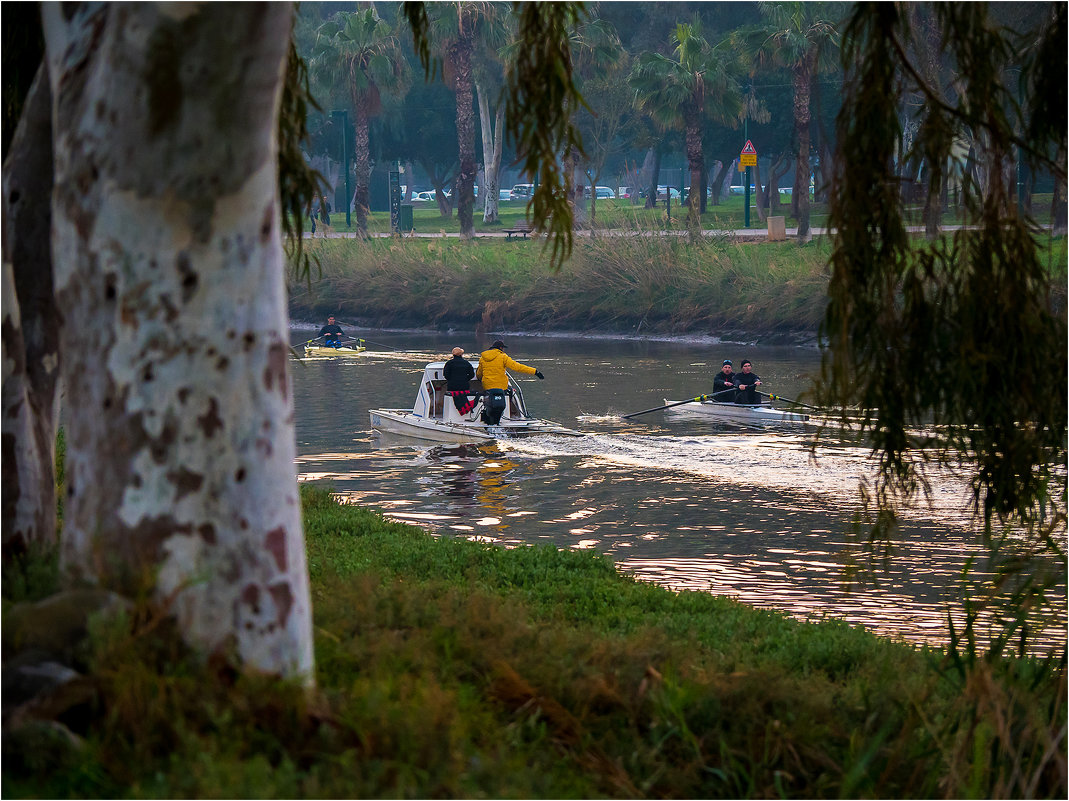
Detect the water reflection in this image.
<box><xmin>291</xmin><ymin>328</ymin><xmax>1066</xmax><ymax>654</ymax></box>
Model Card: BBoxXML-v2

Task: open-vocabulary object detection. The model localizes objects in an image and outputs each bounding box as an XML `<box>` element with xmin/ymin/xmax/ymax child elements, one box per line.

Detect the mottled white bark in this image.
<box><xmin>2</xmin><ymin>67</ymin><xmax>60</xmax><ymax>556</ymax></box>
<box><xmin>477</xmin><ymin>83</ymin><xmax>504</xmax><ymax>223</ymax></box>
<box><xmin>42</xmin><ymin>2</ymin><xmax>313</xmax><ymax>680</ymax></box>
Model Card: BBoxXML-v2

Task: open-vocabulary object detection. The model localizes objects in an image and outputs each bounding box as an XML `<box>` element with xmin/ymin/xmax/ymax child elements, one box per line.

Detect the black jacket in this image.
<box><xmin>713</xmin><ymin>370</ymin><xmax>736</xmax><ymax>399</ymax></box>
<box><xmin>735</xmin><ymin>370</ymin><xmax>761</xmax><ymax>404</ymax></box>
<box><xmin>318</xmin><ymin>323</ymin><xmax>343</xmax><ymax>338</ymax></box>
<box><xmin>443</xmin><ymin>355</ymin><xmax>475</xmax><ymax>390</ymax></box>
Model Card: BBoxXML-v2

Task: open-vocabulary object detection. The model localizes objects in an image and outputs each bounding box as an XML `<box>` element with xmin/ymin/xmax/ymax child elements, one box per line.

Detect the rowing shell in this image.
<box><xmin>304</xmin><ymin>344</ymin><xmax>366</xmax><ymax>358</ymax></box>
<box><xmin>663</xmin><ymin>398</ymin><xmax>809</xmax><ymax>424</ymax></box>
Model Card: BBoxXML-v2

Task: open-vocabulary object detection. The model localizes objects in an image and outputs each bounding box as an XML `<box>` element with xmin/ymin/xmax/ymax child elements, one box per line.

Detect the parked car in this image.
<box><xmin>510</xmin><ymin>183</ymin><xmax>535</xmax><ymax>200</ymax></box>
<box><xmin>656</xmin><ymin>185</ymin><xmax>681</xmax><ymax>199</ymax></box>
<box><xmin>498</xmin><ymin>188</ymin><xmax>513</xmax><ymax>201</ymax></box>
<box><xmin>594</xmin><ymin>186</ymin><xmax>615</xmax><ymax>199</ymax></box>
<box><xmin>729</xmin><ymin>185</ymin><xmax>756</xmax><ymax>195</ymax></box>
<box><xmin>412</xmin><ymin>190</ymin><xmax>437</xmax><ymax>203</ymax></box>
<box><xmin>617</xmin><ymin>186</ymin><xmax>632</xmax><ymax>198</ymax></box>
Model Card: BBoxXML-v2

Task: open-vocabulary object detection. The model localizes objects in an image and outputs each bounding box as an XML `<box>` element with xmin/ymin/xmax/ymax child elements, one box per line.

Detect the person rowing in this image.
<box><xmin>734</xmin><ymin>359</ymin><xmax>762</xmax><ymax>404</ymax></box>
<box><xmin>318</xmin><ymin>315</ymin><xmax>344</xmax><ymax>348</ymax></box>
<box><xmin>713</xmin><ymin>359</ymin><xmax>737</xmax><ymax>401</ymax></box>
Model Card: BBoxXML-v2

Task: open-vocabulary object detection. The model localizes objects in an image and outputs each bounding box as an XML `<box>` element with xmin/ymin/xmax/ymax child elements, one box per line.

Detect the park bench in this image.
<box><xmin>502</xmin><ymin>222</ymin><xmax>534</xmax><ymax>240</ymax></box>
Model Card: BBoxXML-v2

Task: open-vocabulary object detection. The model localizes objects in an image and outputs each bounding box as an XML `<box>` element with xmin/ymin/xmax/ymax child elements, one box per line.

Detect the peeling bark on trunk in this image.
<box><xmin>42</xmin><ymin>3</ymin><xmax>313</xmax><ymax>681</ymax></box>
<box><xmin>2</xmin><ymin>66</ymin><xmax>60</xmax><ymax>558</ymax></box>
<box><xmin>477</xmin><ymin>84</ymin><xmax>503</xmax><ymax>223</ymax></box>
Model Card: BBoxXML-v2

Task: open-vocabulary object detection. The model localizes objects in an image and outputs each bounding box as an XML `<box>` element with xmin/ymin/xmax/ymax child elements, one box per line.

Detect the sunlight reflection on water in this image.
<box><xmin>292</xmin><ymin>330</ymin><xmax>1066</xmax><ymax>655</ymax></box>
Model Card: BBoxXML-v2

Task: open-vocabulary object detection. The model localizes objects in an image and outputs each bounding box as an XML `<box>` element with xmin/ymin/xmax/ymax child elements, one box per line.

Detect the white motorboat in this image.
<box><xmin>663</xmin><ymin>398</ymin><xmax>810</xmax><ymax>424</ymax></box>
<box><xmin>304</xmin><ymin>340</ymin><xmax>366</xmax><ymax>358</ymax></box>
<box><xmin>369</xmin><ymin>361</ymin><xmax>582</xmax><ymax>443</ymax></box>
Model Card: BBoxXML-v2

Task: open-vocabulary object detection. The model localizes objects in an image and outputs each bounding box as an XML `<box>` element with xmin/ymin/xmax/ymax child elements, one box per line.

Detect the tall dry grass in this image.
<box><xmin>286</xmin><ymin>232</ymin><xmax>832</xmax><ymax>335</ymax></box>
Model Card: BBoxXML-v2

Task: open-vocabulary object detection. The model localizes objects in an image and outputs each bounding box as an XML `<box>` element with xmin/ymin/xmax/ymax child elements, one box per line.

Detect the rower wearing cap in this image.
<box><xmin>713</xmin><ymin>359</ymin><xmax>737</xmax><ymax>401</ymax></box>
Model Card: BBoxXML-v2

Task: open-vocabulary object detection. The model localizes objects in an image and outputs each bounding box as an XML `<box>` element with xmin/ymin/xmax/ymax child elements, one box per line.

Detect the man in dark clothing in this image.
<box><xmin>713</xmin><ymin>359</ymin><xmax>736</xmax><ymax>401</ymax></box>
<box><xmin>734</xmin><ymin>359</ymin><xmax>762</xmax><ymax>404</ymax></box>
<box><xmin>443</xmin><ymin>347</ymin><xmax>477</xmax><ymax>414</ymax></box>
<box><xmin>318</xmin><ymin>315</ymin><xmax>344</xmax><ymax>347</ymax></box>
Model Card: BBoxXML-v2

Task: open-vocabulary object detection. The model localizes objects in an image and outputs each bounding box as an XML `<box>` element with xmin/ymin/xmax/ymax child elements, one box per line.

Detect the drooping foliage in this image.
<box><xmin>819</xmin><ymin>4</ymin><xmax>1067</xmax><ymax>537</ymax></box>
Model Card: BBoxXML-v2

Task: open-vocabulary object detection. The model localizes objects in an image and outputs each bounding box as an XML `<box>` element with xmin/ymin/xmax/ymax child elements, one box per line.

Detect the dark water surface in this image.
<box><xmin>291</xmin><ymin>327</ymin><xmax>1066</xmax><ymax>654</ymax></box>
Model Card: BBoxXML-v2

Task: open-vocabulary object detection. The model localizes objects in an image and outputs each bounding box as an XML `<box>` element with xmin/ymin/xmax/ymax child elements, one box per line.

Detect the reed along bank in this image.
<box><xmin>287</xmin><ymin>233</ymin><xmax>1067</xmax><ymax>340</ymax></box>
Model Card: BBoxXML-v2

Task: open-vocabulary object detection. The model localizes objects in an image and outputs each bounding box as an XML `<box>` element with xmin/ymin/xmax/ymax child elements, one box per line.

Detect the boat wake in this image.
<box><xmin>498</xmin><ymin>431</ymin><xmax>979</xmax><ymax>528</ymax></box>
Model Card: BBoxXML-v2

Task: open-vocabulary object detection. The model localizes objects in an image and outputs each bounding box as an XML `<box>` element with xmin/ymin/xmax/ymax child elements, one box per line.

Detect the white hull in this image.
<box><xmin>370</xmin><ymin>408</ymin><xmax>580</xmax><ymax>443</ymax></box>
<box><xmin>369</xmin><ymin>360</ymin><xmax>581</xmax><ymax>443</ymax></box>
<box><xmin>664</xmin><ymin>398</ymin><xmax>809</xmax><ymax>424</ymax></box>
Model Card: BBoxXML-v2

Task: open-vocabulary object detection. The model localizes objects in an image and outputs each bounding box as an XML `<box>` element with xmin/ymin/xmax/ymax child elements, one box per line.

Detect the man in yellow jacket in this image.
<box><xmin>476</xmin><ymin>340</ymin><xmax>544</xmax><ymax>390</ymax></box>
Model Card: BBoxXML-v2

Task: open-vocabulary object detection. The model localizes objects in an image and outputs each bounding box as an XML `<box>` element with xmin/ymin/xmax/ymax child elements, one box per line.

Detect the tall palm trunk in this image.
<box><xmin>452</xmin><ymin>20</ymin><xmax>476</xmax><ymax>239</ymax></box>
<box><xmin>684</xmin><ymin>106</ymin><xmax>703</xmax><ymax>227</ymax></box>
<box><xmin>353</xmin><ymin>101</ymin><xmax>371</xmax><ymax>237</ymax></box>
<box><xmin>792</xmin><ymin>50</ymin><xmax>815</xmax><ymax>240</ymax></box>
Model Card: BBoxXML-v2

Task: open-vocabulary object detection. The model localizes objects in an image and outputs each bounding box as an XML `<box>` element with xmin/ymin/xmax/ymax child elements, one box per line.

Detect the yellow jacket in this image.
<box><xmin>476</xmin><ymin>348</ymin><xmax>536</xmax><ymax>390</ymax></box>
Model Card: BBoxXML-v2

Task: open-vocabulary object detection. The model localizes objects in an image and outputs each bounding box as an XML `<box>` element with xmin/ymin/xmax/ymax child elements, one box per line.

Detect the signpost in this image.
<box><xmin>389</xmin><ymin>162</ymin><xmax>401</xmax><ymax>234</ymax></box>
<box><xmin>740</xmin><ymin>139</ymin><xmax>757</xmax><ymax>228</ymax></box>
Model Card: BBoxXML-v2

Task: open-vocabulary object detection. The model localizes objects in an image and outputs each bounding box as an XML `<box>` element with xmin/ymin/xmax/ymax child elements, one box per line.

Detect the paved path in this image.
<box><xmin>303</xmin><ymin>224</ymin><xmax>999</xmax><ymax>241</ymax></box>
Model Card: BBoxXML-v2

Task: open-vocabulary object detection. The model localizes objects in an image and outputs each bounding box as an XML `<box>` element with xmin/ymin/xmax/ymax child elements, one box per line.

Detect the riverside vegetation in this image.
<box><xmin>287</xmin><ymin>217</ymin><xmax>1067</xmax><ymax>339</ymax></box>
<box><xmin>2</xmin><ymin>484</ymin><xmax>1065</xmax><ymax>798</ymax></box>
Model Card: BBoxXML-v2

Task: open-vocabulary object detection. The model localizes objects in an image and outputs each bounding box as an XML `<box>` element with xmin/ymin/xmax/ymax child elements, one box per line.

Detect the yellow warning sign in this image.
<box><xmin>739</xmin><ymin>153</ymin><xmax>757</xmax><ymax>167</ymax></box>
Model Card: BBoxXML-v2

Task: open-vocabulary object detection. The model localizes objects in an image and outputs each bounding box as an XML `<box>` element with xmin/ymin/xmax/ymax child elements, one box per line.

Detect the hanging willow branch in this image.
<box><xmin>278</xmin><ymin>13</ymin><xmax>326</xmax><ymax>285</ymax></box>
<box><xmin>818</xmin><ymin>3</ymin><xmax>1067</xmax><ymax>535</ymax></box>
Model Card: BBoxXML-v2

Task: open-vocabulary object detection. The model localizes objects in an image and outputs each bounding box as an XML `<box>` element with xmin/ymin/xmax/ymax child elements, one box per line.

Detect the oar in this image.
<box><xmin>300</xmin><ymin>334</ymin><xmax>325</xmax><ymax>347</ymax></box>
<box><xmin>757</xmin><ymin>390</ymin><xmax>822</xmax><ymax>411</ymax></box>
<box><xmin>622</xmin><ymin>388</ymin><xmax>735</xmax><ymax>419</ymax></box>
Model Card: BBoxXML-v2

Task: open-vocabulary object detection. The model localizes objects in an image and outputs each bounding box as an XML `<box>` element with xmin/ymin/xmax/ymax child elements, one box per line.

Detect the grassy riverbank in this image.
<box><xmin>3</xmin><ymin>486</ymin><xmax>1064</xmax><ymax>798</ymax></box>
<box><xmin>287</xmin><ymin>229</ymin><xmax>1067</xmax><ymax>339</ymax></box>
<box><xmin>289</xmin><ymin>234</ymin><xmax>835</xmax><ymax>338</ymax></box>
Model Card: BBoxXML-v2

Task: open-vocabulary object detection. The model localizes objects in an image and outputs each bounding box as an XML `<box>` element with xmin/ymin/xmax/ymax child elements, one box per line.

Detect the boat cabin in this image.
<box><xmin>412</xmin><ymin>361</ymin><xmax>530</xmax><ymax>424</ymax></box>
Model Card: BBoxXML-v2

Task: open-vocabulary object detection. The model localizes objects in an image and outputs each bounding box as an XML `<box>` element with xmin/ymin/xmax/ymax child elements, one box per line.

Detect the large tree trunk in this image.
<box><xmin>42</xmin><ymin>3</ymin><xmax>313</xmax><ymax>681</ymax></box>
<box><xmin>477</xmin><ymin>83</ymin><xmax>504</xmax><ymax>223</ymax></box>
<box><xmin>353</xmin><ymin>102</ymin><xmax>371</xmax><ymax>238</ymax></box>
<box><xmin>452</xmin><ymin>15</ymin><xmax>476</xmax><ymax>239</ymax></box>
<box><xmin>792</xmin><ymin>51</ymin><xmax>815</xmax><ymax>241</ymax></box>
<box><xmin>2</xmin><ymin>67</ymin><xmax>60</xmax><ymax>558</ymax></box>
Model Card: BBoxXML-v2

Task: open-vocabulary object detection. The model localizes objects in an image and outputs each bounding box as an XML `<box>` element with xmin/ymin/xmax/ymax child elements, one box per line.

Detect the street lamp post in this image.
<box><xmin>331</xmin><ymin>109</ymin><xmax>352</xmax><ymax>227</ymax></box>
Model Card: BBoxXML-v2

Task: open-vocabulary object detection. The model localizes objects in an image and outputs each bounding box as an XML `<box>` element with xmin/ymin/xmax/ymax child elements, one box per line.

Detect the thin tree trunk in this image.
<box><xmin>644</xmin><ymin>149</ymin><xmax>661</xmax><ymax>209</ymax></box>
<box><xmin>452</xmin><ymin>17</ymin><xmax>475</xmax><ymax>239</ymax></box>
<box><xmin>793</xmin><ymin>51</ymin><xmax>814</xmax><ymax>241</ymax></box>
<box><xmin>2</xmin><ymin>66</ymin><xmax>59</xmax><ymax>558</ymax></box>
<box><xmin>477</xmin><ymin>83</ymin><xmax>503</xmax><ymax>223</ymax></box>
<box><xmin>43</xmin><ymin>3</ymin><xmax>313</xmax><ymax>680</ymax></box>
<box><xmin>752</xmin><ymin>157</ymin><xmax>767</xmax><ymax>223</ymax></box>
<box><xmin>1053</xmin><ymin>143</ymin><xmax>1068</xmax><ymax>236</ymax></box>
<box><xmin>711</xmin><ymin>159</ymin><xmax>731</xmax><ymax>204</ymax></box>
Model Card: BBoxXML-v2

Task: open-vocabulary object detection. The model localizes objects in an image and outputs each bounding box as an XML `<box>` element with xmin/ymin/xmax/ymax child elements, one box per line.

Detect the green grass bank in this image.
<box><xmin>287</xmin><ymin>229</ymin><xmax>1067</xmax><ymax>339</ymax></box>
<box><xmin>289</xmin><ymin>234</ymin><xmax>835</xmax><ymax>339</ymax></box>
<box><xmin>3</xmin><ymin>486</ymin><xmax>1064</xmax><ymax>798</ymax></box>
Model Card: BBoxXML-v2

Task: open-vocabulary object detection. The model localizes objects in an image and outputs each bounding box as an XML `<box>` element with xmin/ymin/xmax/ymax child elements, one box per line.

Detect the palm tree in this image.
<box><xmin>756</xmin><ymin>2</ymin><xmax>841</xmax><ymax>241</ymax></box>
<box><xmin>311</xmin><ymin>9</ymin><xmax>407</xmax><ymax>237</ymax></box>
<box><xmin>630</xmin><ymin>21</ymin><xmax>745</xmax><ymax>228</ymax></box>
<box><xmin>423</xmin><ymin>3</ymin><xmax>507</xmax><ymax>238</ymax></box>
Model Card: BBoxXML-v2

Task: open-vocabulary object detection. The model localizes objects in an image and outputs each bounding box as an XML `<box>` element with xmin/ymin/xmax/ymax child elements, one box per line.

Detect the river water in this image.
<box><xmin>291</xmin><ymin>327</ymin><xmax>1066</xmax><ymax>654</ymax></box>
